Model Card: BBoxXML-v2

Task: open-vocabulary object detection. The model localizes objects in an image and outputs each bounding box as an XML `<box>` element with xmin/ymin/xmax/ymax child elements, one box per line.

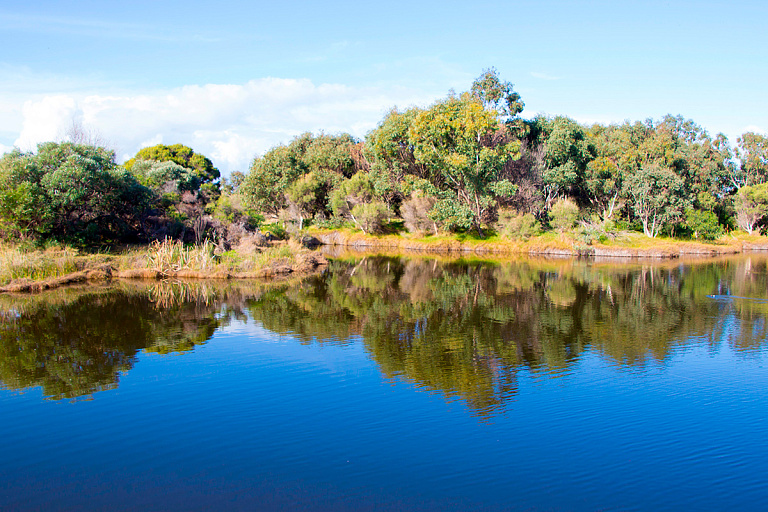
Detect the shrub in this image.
<box><xmin>548</xmin><ymin>198</ymin><xmax>580</xmax><ymax>232</ymax></box>
<box><xmin>685</xmin><ymin>208</ymin><xmax>723</xmax><ymax>240</ymax></box>
<box><xmin>497</xmin><ymin>209</ymin><xmax>542</xmax><ymax>240</ymax></box>
<box><xmin>402</xmin><ymin>195</ymin><xmax>439</xmax><ymax>235</ymax></box>
<box><xmin>261</xmin><ymin>222</ymin><xmax>288</xmax><ymax>240</ymax></box>
<box><xmin>351</xmin><ymin>201</ymin><xmax>392</xmax><ymax>234</ymax></box>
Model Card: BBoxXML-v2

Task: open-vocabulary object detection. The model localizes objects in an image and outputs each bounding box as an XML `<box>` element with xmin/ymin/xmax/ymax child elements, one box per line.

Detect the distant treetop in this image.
<box><xmin>124</xmin><ymin>143</ymin><xmax>220</xmax><ymax>185</ymax></box>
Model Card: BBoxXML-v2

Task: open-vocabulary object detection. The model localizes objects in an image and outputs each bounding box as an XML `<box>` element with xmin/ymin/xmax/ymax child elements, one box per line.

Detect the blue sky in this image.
<box><xmin>1</xmin><ymin>0</ymin><xmax>766</xmax><ymax>174</ymax></box>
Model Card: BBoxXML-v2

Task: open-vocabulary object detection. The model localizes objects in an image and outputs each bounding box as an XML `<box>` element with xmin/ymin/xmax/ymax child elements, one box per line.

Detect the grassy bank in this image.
<box><xmin>3</xmin><ymin>229</ymin><xmax>768</xmax><ymax>293</ymax></box>
<box><xmin>0</xmin><ymin>239</ymin><xmax>327</xmax><ymax>292</ymax></box>
<box><xmin>308</xmin><ymin>227</ymin><xmax>768</xmax><ymax>258</ymax></box>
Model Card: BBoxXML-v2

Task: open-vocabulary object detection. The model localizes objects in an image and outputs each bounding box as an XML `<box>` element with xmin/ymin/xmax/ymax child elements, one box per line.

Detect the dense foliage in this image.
<box><xmin>237</xmin><ymin>69</ymin><xmax>766</xmax><ymax>239</ymax></box>
<box><xmin>2</xmin><ymin>68</ymin><xmax>768</xmax><ymax>245</ymax></box>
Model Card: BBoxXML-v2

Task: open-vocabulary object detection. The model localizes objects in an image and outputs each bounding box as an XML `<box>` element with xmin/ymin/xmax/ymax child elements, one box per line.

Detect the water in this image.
<box><xmin>1</xmin><ymin>254</ymin><xmax>768</xmax><ymax>510</ymax></box>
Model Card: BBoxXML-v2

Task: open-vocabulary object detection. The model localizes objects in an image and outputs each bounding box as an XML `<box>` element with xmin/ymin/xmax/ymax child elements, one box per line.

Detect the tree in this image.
<box><xmin>125</xmin><ymin>143</ymin><xmax>220</xmax><ymax>188</ymax></box>
<box><xmin>734</xmin><ymin>132</ymin><xmax>768</xmax><ymax>190</ymax></box>
<box><xmin>407</xmin><ymin>93</ymin><xmax>520</xmax><ymax>237</ymax></box>
<box><xmin>536</xmin><ymin>116</ymin><xmax>594</xmax><ymax>207</ymax></box>
<box><xmin>470</xmin><ymin>67</ymin><xmax>524</xmax><ymax>121</ymax></box>
<box><xmin>734</xmin><ymin>183</ymin><xmax>768</xmax><ymax>234</ymax></box>
<box><xmin>623</xmin><ymin>163</ymin><xmax>689</xmax><ymax>237</ymax></box>
<box><xmin>242</xmin><ymin>132</ymin><xmax>357</xmax><ymax>217</ymax></box>
<box><xmin>364</xmin><ymin>107</ymin><xmax>427</xmax><ymax>207</ymax></box>
<box><xmin>583</xmin><ymin>156</ymin><xmax>622</xmax><ymax>220</ymax></box>
<box><xmin>0</xmin><ymin>143</ymin><xmax>153</xmax><ymax>244</ymax></box>
<box><xmin>285</xmin><ymin>171</ymin><xmax>337</xmax><ymax>230</ymax></box>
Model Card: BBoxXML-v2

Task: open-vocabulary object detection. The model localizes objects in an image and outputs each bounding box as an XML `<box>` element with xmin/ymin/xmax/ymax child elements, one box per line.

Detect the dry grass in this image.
<box><xmin>0</xmin><ymin>244</ymin><xmax>82</xmax><ymax>286</ymax></box>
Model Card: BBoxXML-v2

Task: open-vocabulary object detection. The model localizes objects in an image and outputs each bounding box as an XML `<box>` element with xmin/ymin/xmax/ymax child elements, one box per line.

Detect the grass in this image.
<box><xmin>0</xmin><ymin>237</ymin><xmax>319</xmax><ymax>289</ymax></box>
<box><xmin>0</xmin><ymin>244</ymin><xmax>84</xmax><ymax>286</ymax></box>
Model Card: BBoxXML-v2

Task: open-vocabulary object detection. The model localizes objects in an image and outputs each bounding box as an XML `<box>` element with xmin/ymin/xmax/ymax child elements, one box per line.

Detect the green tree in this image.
<box><xmin>242</xmin><ymin>132</ymin><xmax>358</xmax><ymax>217</ymax></box>
<box><xmin>536</xmin><ymin>116</ymin><xmax>594</xmax><ymax>207</ymax></box>
<box><xmin>623</xmin><ymin>163</ymin><xmax>689</xmax><ymax>237</ymax></box>
<box><xmin>124</xmin><ymin>143</ymin><xmax>220</xmax><ymax>188</ymax></box>
<box><xmin>0</xmin><ymin>143</ymin><xmax>152</xmax><ymax>244</ymax></box>
<box><xmin>364</xmin><ymin>107</ymin><xmax>427</xmax><ymax>207</ymax></box>
<box><xmin>470</xmin><ymin>67</ymin><xmax>524</xmax><ymax>121</ymax></box>
<box><xmin>734</xmin><ymin>132</ymin><xmax>768</xmax><ymax>190</ymax></box>
<box><xmin>407</xmin><ymin>93</ymin><xmax>520</xmax><ymax>237</ymax></box>
<box><xmin>734</xmin><ymin>183</ymin><xmax>768</xmax><ymax>234</ymax></box>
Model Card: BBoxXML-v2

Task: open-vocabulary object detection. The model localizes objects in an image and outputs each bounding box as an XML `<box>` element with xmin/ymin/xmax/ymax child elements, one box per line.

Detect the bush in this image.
<box><xmin>261</xmin><ymin>222</ymin><xmax>288</xmax><ymax>240</ymax></box>
<box><xmin>402</xmin><ymin>195</ymin><xmax>439</xmax><ymax>235</ymax></box>
<box><xmin>497</xmin><ymin>209</ymin><xmax>542</xmax><ymax>240</ymax></box>
<box><xmin>685</xmin><ymin>208</ymin><xmax>723</xmax><ymax>240</ymax></box>
<box><xmin>548</xmin><ymin>198</ymin><xmax>580</xmax><ymax>232</ymax></box>
<box><xmin>351</xmin><ymin>201</ymin><xmax>392</xmax><ymax>234</ymax></box>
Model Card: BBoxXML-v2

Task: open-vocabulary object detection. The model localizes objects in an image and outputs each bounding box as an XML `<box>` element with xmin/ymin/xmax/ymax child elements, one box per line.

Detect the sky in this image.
<box><xmin>1</xmin><ymin>0</ymin><xmax>766</xmax><ymax>176</ymax></box>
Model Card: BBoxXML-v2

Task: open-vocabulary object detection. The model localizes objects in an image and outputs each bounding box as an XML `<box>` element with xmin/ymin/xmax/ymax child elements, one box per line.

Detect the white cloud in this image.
<box><xmin>10</xmin><ymin>78</ymin><xmax>434</xmax><ymax>175</ymax></box>
<box><xmin>15</xmin><ymin>95</ymin><xmax>80</xmax><ymax>150</ymax></box>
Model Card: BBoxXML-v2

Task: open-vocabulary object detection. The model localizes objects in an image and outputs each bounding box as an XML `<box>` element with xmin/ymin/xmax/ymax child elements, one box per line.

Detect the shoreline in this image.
<box><xmin>0</xmin><ymin>252</ymin><xmax>329</xmax><ymax>294</ymax></box>
<box><xmin>310</xmin><ymin>229</ymin><xmax>768</xmax><ymax>259</ymax></box>
<box><xmin>3</xmin><ymin>231</ymin><xmax>768</xmax><ymax>294</ymax></box>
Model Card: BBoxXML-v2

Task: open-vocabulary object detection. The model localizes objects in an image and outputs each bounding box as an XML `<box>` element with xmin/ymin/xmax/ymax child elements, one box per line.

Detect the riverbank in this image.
<box><xmin>3</xmin><ymin>230</ymin><xmax>768</xmax><ymax>293</ymax></box>
<box><xmin>0</xmin><ymin>239</ymin><xmax>328</xmax><ymax>293</ymax></box>
<box><xmin>310</xmin><ymin>229</ymin><xmax>768</xmax><ymax>258</ymax></box>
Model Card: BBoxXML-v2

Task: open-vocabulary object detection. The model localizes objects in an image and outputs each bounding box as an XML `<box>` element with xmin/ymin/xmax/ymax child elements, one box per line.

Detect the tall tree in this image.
<box><xmin>408</xmin><ymin>93</ymin><xmax>520</xmax><ymax>237</ymax></box>
<box><xmin>623</xmin><ymin>163</ymin><xmax>689</xmax><ymax>237</ymax></box>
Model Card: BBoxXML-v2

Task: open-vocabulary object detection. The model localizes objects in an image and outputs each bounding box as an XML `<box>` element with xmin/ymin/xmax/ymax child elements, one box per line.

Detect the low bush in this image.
<box><xmin>548</xmin><ymin>198</ymin><xmax>580</xmax><ymax>232</ymax></box>
<box><xmin>497</xmin><ymin>209</ymin><xmax>542</xmax><ymax>240</ymax></box>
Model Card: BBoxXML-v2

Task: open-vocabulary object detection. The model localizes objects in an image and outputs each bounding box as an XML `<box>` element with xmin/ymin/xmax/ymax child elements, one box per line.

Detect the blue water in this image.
<box><xmin>1</xmin><ymin>257</ymin><xmax>768</xmax><ymax>510</ymax></box>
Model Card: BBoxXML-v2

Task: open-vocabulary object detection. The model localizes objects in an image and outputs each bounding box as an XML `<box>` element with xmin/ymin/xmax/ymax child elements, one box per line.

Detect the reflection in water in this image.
<box><xmin>1</xmin><ymin>255</ymin><xmax>768</xmax><ymax>412</ymax></box>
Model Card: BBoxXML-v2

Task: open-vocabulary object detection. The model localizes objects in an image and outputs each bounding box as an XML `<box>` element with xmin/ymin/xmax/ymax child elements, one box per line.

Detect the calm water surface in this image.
<box><xmin>1</xmin><ymin>254</ymin><xmax>768</xmax><ymax>511</ymax></box>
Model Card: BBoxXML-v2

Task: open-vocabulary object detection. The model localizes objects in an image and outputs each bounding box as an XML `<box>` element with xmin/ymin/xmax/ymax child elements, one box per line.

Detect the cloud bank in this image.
<box><xmin>11</xmin><ymin>78</ymin><xmax>435</xmax><ymax>175</ymax></box>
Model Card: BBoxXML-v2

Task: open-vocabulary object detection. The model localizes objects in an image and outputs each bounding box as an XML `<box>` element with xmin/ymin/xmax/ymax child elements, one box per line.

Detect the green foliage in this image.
<box><xmin>364</xmin><ymin>108</ymin><xmax>426</xmax><ymax>206</ymax></box>
<box><xmin>261</xmin><ymin>222</ymin><xmax>288</xmax><ymax>240</ymax></box>
<box><xmin>285</xmin><ymin>171</ymin><xmax>337</xmax><ymax>229</ymax></box>
<box><xmin>534</xmin><ymin>116</ymin><xmax>594</xmax><ymax>205</ymax></box>
<box><xmin>350</xmin><ymin>201</ymin><xmax>392</xmax><ymax>234</ymax></box>
<box><xmin>734</xmin><ymin>183</ymin><xmax>768</xmax><ymax>234</ymax></box>
<box><xmin>684</xmin><ymin>208</ymin><xmax>723</xmax><ymax>240</ymax></box>
<box><xmin>242</xmin><ymin>132</ymin><xmax>357</xmax><ymax>216</ymax></box>
<box><xmin>497</xmin><ymin>209</ymin><xmax>542</xmax><ymax>240</ymax></box>
<box><xmin>0</xmin><ymin>143</ymin><xmax>153</xmax><ymax>244</ymax></box>
<box><xmin>470</xmin><ymin>67</ymin><xmax>524</xmax><ymax>120</ymax></box>
<box><xmin>330</xmin><ymin>172</ymin><xmax>377</xmax><ymax>221</ymax></box>
<box><xmin>623</xmin><ymin>163</ymin><xmax>689</xmax><ymax>237</ymax></box>
<box><xmin>129</xmin><ymin>159</ymin><xmax>200</xmax><ymax>192</ymax></box>
<box><xmin>408</xmin><ymin>92</ymin><xmax>520</xmax><ymax>237</ymax></box>
<box><xmin>548</xmin><ymin>198</ymin><xmax>580</xmax><ymax>232</ymax></box>
<box><xmin>734</xmin><ymin>132</ymin><xmax>768</xmax><ymax>189</ymax></box>
<box><xmin>211</xmin><ymin>192</ymin><xmax>263</xmax><ymax>230</ymax></box>
<box><xmin>125</xmin><ymin>143</ymin><xmax>220</xmax><ymax>187</ymax></box>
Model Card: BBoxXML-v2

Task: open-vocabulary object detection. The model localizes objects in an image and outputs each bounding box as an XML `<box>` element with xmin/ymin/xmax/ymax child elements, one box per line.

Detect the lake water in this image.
<box><xmin>1</xmin><ymin>254</ymin><xmax>768</xmax><ymax>511</ymax></box>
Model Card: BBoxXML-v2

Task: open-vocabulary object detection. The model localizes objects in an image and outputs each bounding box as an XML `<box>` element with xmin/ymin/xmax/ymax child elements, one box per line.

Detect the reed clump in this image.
<box><xmin>146</xmin><ymin>239</ymin><xmax>218</xmax><ymax>274</ymax></box>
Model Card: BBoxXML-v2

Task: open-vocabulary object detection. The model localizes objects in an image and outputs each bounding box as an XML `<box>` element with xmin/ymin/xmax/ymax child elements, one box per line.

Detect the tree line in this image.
<box><xmin>2</xmin><ymin>68</ymin><xmax>768</xmax><ymax>246</ymax></box>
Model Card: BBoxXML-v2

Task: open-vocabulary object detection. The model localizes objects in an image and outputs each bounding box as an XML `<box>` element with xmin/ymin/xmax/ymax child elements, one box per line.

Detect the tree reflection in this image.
<box><xmin>248</xmin><ymin>254</ymin><xmax>768</xmax><ymax>415</ymax></box>
<box><xmin>0</xmin><ymin>282</ymin><xmax>229</xmax><ymax>400</ymax></box>
<box><xmin>1</xmin><ymin>255</ymin><xmax>767</xmax><ymax>411</ymax></box>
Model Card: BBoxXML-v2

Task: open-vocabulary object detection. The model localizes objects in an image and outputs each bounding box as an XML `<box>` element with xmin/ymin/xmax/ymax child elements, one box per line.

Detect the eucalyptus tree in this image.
<box><xmin>124</xmin><ymin>143</ymin><xmax>220</xmax><ymax>190</ymax></box>
<box><xmin>407</xmin><ymin>92</ymin><xmax>520</xmax><ymax>237</ymax></box>
<box><xmin>0</xmin><ymin>142</ymin><xmax>152</xmax><ymax>244</ymax></box>
<box><xmin>623</xmin><ymin>163</ymin><xmax>689</xmax><ymax>237</ymax></box>
<box><xmin>734</xmin><ymin>132</ymin><xmax>768</xmax><ymax>190</ymax></box>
